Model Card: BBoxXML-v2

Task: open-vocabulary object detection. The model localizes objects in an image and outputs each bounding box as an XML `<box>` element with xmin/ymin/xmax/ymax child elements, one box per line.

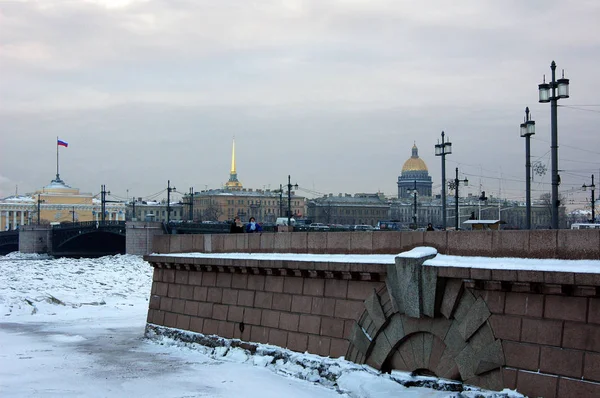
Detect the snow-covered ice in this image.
<box><xmin>0</xmin><ymin>252</ymin><xmax>524</xmax><ymax>397</ymax></box>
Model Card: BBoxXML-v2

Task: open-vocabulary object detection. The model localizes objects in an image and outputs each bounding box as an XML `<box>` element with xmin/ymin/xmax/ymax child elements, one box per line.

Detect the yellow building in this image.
<box><xmin>190</xmin><ymin>139</ymin><xmax>306</xmax><ymax>223</ymax></box>
<box><xmin>0</xmin><ymin>176</ymin><xmax>125</xmax><ymax>230</ymax></box>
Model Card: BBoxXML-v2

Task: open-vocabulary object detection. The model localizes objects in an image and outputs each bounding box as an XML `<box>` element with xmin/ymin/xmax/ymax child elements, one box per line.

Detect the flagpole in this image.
<box><xmin>56</xmin><ymin>136</ymin><xmax>60</xmax><ymax>181</ymax></box>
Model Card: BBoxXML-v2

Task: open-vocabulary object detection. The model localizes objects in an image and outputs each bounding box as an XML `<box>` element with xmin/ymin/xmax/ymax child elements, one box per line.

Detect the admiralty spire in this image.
<box><xmin>224</xmin><ymin>138</ymin><xmax>243</xmax><ymax>191</ymax></box>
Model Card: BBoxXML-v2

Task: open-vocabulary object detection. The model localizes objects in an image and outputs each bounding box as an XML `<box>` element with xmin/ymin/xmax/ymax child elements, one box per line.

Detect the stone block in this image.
<box><xmin>455</xmin><ymin>343</ymin><xmax>477</xmax><ymax>380</ymax></box>
<box><xmin>492</xmin><ymin>230</ymin><xmax>529</xmax><ymax>257</ymax></box>
<box><xmin>529</xmin><ymin>229</ymin><xmax>558</xmax><ymax>258</ymax></box>
<box><xmin>381</xmin><ymin>314</ymin><xmax>405</xmax><ymax>346</ymax></box>
<box><xmin>203</xmin><ymin>319</ymin><xmax>219</xmax><ymax>335</ymax></box>
<box><xmin>307</xmin><ymin>232</ymin><xmax>327</xmax><ymax>254</ymax></box>
<box><xmin>192</xmin><ymin>234</ymin><xmax>204</xmax><ymax>252</ymax></box>
<box><xmin>298</xmin><ymin>314</ymin><xmax>321</xmax><ymax>335</ymax></box>
<box><xmin>326</xmin><ymin>232</ymin><xmax>352</xmax><ymax>253</ymax></box>
<box><xmin>260</xmin><ymin>233</ymin><xmax>274</xmax><ymax>252</ymax></box>
<box><xmin>325</xmin><ymin>279</ymin><xmax>348</xmax><ymax>298</ymax></box>
<box><xmin>227</xmin><ymin>306</ymin><xmax>244</xmax><ymax>323</ymax></box>
<box><xmin>189</xmin><ymin>317</ymin><xmax>203</xmax><ymax>333</ymax></box>
<box><xmin>440</xmin><ymin>279</ymin><xmax>463</xmax><ymax>319</ymax></box>
<box><xmin>183</xmin><ymin>300</ymin><xmax>199</xmax><ymax>316</ymax></box>
<box><xmin>311</xmin><ymin>297</ymin><xmax>335</xmax><ymax>317</ymax></box>
<box><xmin>283</xmin><ymin>277</ymin><xmax>303</xmax><ymax>295</ymax></box>
<box><xmin>350</xmin><ymin>232</ymin><xmax>373</xmax><ymax>253</ymax></box>
<box><xmin>372</xmin><ymin>232</ymin><xmax>402</xmax><ymax>254</ymax></box>
<box><xmin>254</xmin><ymin>291</ymin><xmax>273</xmax><ymax>309</ymax></box>
<box><xmin>502</xmin><ymin>341</ymin><xmax>539</xmax><ymax>371</ymax></box>
<box><xmin>504</xmin><ymin>292</ymin><xmax>543</xmax><ymax>317</ymax></box>
<box><xmin>261</xmin><ymin>310</ymin><xmax>280</xmax><ymax>328</ymax></box>
<box><xmin>197</xmin><ymin>302</ymin><xmax>213</xmax><ymax>317</ymax></box>
<box><xmin>557</xmin><ymin>229</ymin><xmax>600</xmax><ymax>259</ymax></box>
<box><xmin>558</xmin><ymin>377</ymin><xmax>600</xmax><ymax>398</ymax></box>
<box><xmin>521</xmin><ymin>317</ymin><xmax>563</xmax><ymax>346</ymax></box>
<box><xmin>250</xmin><ymin>325</ymin><xmax>269</xmax><ymax>344</ymax></box>
<box><xmin>427</xmin><ymin>336</ymin><xmax>447</xmax><ymax>372</ymax></box>
<box><xmin>540</xmin><ymin>346</ymin><xmax>584</xmax><ymax>378</ymax></box>
<box><xmin>176</xmin><ymin>314</ymin><xmax>191</xmax><ymax>330</ymax></box>
<box><xmin>291</xmin><ymin>295</ymin><xmax>312</xmax><ymax>313</ymax></box>
<box><xmin>452</xmin><ymin>289</ymin><xmax>476</xmax><ymax>323</ymax></box>
<box><xmin>308</xmin><ymin>335</ymin><xmax>331</xmax><ymax>358</ymax></box>
<box><xmin>544</xmin><ymin>295</ymin><xmax>587</xmax><ymax>322</ymax></box>
<box><xmin>303</xmin><ymin>278</ymin><xmax>325</xmax><ymax>296</ymax></box>
<box><xmin>563</xmin><ymin>322</ymin><xmax>600</xmax><ymax>352</ymax></box>
<box><xmin>321</xmin><ymin>317</ymin><xmax>345</xmax><ymax>338</ymax></box>
<box><xmin>264</xmin><ymin>275</ymin><xmax>284</xmax><ymax>293</ymax></box>
<box><xmin>272</xmin><ymin>293</ymin><xmax>292</xmax><ymax>311</ymax></box>
<box><xmin>287</xmin><ymin>332</ymin><xmax>308</xmax><ymax>352</ymax></box>
<box><xmin>243</xmin><ymin>308</ymin><xmax>262</xmax><ymax>325</ymax></box>
<box><xmin>334</xmin><ymin>299</ymin><xmax>364</xmax><ymax>321</ymax></box>
<box><xmin>474</xmin><ymin>339</ymin><xmax>504</xmax><ymax>375</ymax></box>
<box><xmin>221</xmin><ymin>289</ymin><xmax>238</xmax><ymax>305</ymax></box>
<box><xmin>489</xmin><ymin>314</ymin><xmax>521</xmax><ymax>341</ymax></box>
<box><xmin>458</xmin><ymin>297</ymin><xmax>491</xmax><ymax>341</ymax></box>
<box><xmin>279</xmin><ymin>312</ymin><xmax>300</xmax><ymax>331</ymax></box>
<box><xmin>330</xmin><ymin>338</ymin><xmax>349</xmax><ymax>359</ymax></box>
<box><xmin>273</xmin><ymin>232</ymin><xmax>292</xmax><ymax>252</ymax></box>
<box><xmin>584</xmin><ymin>352</ymin><xmax>600</xmax><ymax>382</ymax></box>
<box><xmin>364</xmin><ymin>290</ymin><xmax>386</xmax><ymax>329</ymax></box>
<box><xmin>268</xmin><ymin>329</ymin><xmax>288</xmax><ymax>347</ymax></box>
<box><xmin>201</xmin><ymin>272</ymin><xmax>217</xmax><ymax>287</ymax></box>
<box><xmin>478</xmin><ymin>289</ymin><xmax>505</xmax><ymax>314</ymax></box>
<box><xmin>421</xmin><ymin>265</ymin><xmax>439</xmax><ymax>318</ymax></box>
<box><xmin>443</xmin><ymin>322</ymin><xmax>467</xmax><ymax>357</ymax></box>
<box><xmin>422</xmin><ymin>231</ymin><xmax>447</xmax><ymax>254</ymax></box>
<box><xmin>291</xmin><ymin>232</ymin><xmax>308</xmax><ymax>253</ymax></box>
<box><xmin>447</xmin><ymin>230</ymin><xmax>492</xmax><ymax>256</ymax></box>
<box><xmin>366</xmin><ymin>330</ymin><xmax>392</xmax><ymax>369</ymax></box>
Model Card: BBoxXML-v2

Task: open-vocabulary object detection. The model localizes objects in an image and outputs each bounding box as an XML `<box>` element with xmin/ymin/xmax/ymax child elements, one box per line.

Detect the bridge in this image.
<box><xmin>0</xmin><ymin>230</ymin><xmax>19</xmax><ymax>255</ymax></box>
<box><xmin>50</xmin><ymin>221</ymin><xmax>126</xmax><ymax>257</ymax></box>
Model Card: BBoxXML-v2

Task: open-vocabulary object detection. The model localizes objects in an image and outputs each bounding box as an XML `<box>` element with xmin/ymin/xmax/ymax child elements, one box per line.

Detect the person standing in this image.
<box><xmin>245</xmin><ymin>217</ymin><xmax>262</xmax><ymax>233</ymax></box>
<box><xmin>426</xmin><ymin>223</ymin><xmax>435</xmax><ymax>231</ymax></box>
<box><xmin>230</xmin><ymin>216</ymin><xmax>244</xmax><ymax>233</ymax></box>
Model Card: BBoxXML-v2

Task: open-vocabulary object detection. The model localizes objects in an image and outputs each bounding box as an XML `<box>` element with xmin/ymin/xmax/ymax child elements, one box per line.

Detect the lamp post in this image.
<box><xmin>478</xmin><ymin>191</ymin><xmax>488</xmax><ymax>220</ymax></box>
<box><xmin>538</xmin><ymin>61</ymin><xmax>569</xmax><ymax>229</ymax></box>
<box><xmin>454</xmin><ymin>167</ymin><xmax>468</xmax><ymax>230</ymax></box>
<box><xmin>407</xmin><ymin>180</ymin><xmax>418</xmax><ymax>228</ymax></box>
<box><xmin>166</xmin><ymin>180</ymin><xmax>176</xmax><ymax>224</ymax></box>
<box><xmin>435</xmin><ymin>131</ymin><xmax>452</xmax><ymax>229</ymax></box>
<box><xmin>582</xmin><ymin>175</ymin><xmax>595</xmax><ymax>223</ymax></box>
<box><xmin>286</xmin><ymin>175</ymin><xmax>298</xmax><ymax>227</ymax></box>
<box><xmin>520</xmin><ymin>107</ymin><xmax>536</xmax><ymax>229</ymax></box>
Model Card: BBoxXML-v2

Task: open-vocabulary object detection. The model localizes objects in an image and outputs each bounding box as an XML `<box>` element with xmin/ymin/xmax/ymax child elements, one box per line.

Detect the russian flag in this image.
<box><xmin>57</xmin><ymin>139</ymin><xmax>68</xmax><ymax>147</ymax></box>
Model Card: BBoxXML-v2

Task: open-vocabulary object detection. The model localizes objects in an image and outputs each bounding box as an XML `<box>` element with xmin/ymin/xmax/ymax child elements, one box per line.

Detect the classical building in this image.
<box><xmin>126</xmin><ymin>199</ymin><xmax>184</xmax><ymax>222</ymax></box>
<box><xmin>0</xmin><ymin>175</ymin><xmax>125</xmax><ymax>230</ymax></box>
<box><xmin>189</xmin><ymin>139</ymin><xmax>306</xmax><ymax>223</ymax></box>
<box><xmin>397</xmin><ymin>143</ymin><xmax>433</xmax><ymax>198</ymax></box>
<box><xmin>306</xmin><ymin>193</ymin><xmax>389</xmax><ymax>226</ymax></box>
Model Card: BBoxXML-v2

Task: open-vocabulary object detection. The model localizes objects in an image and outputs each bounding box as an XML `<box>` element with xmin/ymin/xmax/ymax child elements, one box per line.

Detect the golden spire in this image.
<box><xmin>225</xmin><ymin>137</ymin><xmax>242</xmax><ymax>190</ymax></box>
<box><xmin>231</xmin><ymin>137</ymin><xmax>236</xmax><ymax>174</ymax></box>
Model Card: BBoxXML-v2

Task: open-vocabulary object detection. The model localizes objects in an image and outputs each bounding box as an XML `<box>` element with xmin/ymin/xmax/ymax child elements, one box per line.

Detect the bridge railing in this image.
<box><xmin>52</xmin><ymin>221</ymin><xmax>126</xmax><ymax>229</ymax></box>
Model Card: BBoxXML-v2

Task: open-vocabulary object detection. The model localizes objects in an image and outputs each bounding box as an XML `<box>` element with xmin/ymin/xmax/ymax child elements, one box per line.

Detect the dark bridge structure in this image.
<box><xmin>51</xmin><ymin>221</ymin><xmax>126</xmax><ymax>257</ymax></box>
<box><xmin>0</xmin><ymin>230</ymin><xmax>19</xmax><ymax>255</ymax></box>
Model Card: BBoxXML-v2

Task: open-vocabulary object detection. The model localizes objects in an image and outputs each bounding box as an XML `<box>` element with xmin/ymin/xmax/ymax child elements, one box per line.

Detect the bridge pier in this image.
<box><xmin>126</xmin><ymin>221</ymin><xmax>165</xmax><ymax>255</ymax></box>
<box><xmin>19</xmin><ymin>225</ymin><xmax>52</xmax><ymax>254</ymax></box>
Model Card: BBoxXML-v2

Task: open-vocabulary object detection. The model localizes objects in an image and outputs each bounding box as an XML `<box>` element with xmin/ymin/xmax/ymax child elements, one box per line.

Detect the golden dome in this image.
<box><xmin>401</xmin><ymin>143</ymin><xmax>428</xmax><ymax>172</ymax></box>
<box><xmin>402</xmin><ymin>157</ymin><xmax>428</xmax><ymax>172</ymax></box>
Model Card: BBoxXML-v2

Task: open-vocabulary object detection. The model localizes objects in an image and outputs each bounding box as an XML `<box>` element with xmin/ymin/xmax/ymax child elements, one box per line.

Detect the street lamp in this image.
<box><xmin>582</xmin><ymin>175</ymin><xmax>596</xmax><ymax>223</ymax></box>
<box><xmin>538</xmin><ymin>61</ymin><xmax>569</xmax><ymax>229</ymax></box>
<box><xmin>454</xmin><ymin>167</ymin><xmax>468</xmax><ymax>230</ymax></box>
<box><xmin>435</xmin><ymin>131</ymin><xmax>452</xmax><ymax>230</ymax></box>
<box><xmin>407</xmin><ymin>180</ymin><xmax>419</xmax><ymax>229</ymax></box>
<box><xmin>286</xmin><ymin>175</ymin><xmax>299</xmax><ymax>227</ymax></box>
<box><xmin>520</xmin><ymin>107</ymin><xmax>536</xmax><ymax>229</ymax></box>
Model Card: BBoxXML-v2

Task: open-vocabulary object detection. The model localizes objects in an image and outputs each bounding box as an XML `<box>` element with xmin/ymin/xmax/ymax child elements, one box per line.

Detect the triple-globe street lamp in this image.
<box><xmin>407</xmin><ymin>180</ymin><xmax>418</xmax><ymax>229</ymax></box>
<box><xmin>435</xmin><ymin>131</ymin><xmax>452</xmax><ymax>230</ymax></box>
<box><xmin>520</xmin><ymin>107</ymin><xmax>536</xmax><ymax>229</ymax></box>
<box><xmin>538</xmin><ymin>61</ymin><xmax>570</xmax><ymax>229</ymax></box>
<box><xmin>454</xmin><ymin>167</ymin><xmax>468</xmax><ymax>230</ymax></box>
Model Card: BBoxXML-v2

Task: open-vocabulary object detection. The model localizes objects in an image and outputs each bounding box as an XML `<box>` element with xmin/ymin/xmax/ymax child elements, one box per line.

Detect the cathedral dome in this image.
<box><xmin>401</xmin><ymin>144</ymin><xmax>428</xmax><ymax>173</ymax></box>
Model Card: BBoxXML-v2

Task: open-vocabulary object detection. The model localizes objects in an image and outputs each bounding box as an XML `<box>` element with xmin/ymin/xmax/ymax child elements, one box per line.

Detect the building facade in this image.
<box><xmin>306</xmin><ymin>193</ymin><xmax>389</xmax><ymax>226</ymax></box>
<box><xmin>187</xmin><ymin>139</ymin><xmax>306</xmax><ymax>223</ymax></box>
<box><xmin>0</xmin><ymin>176</ymin><xmax>125</xmax><ymax>230</ymax></box>
<box><xmin>126</xmin><ymin>200</ymin><xmax>184</xmax><ymax>222</ymax></box>
<box><xmin>397</xmin><ymin>144</ymin><xmax>433</xmax><ymax>198</ymax></box>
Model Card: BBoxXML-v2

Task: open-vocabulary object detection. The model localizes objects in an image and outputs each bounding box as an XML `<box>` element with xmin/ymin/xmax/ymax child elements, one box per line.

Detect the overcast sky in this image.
<box><xmin>1</xmin><ymin>0</ymin><xmax>599</xmax><ymax>207</ymax></box>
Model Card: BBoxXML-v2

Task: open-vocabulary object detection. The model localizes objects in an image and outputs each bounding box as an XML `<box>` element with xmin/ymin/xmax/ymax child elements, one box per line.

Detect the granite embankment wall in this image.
<box><xmin>151</xmin><ymin>229</ymin><xmax>600</xmax><ymax>259</ymax></box>
<box><xmin>145</xmin><ymin>230</ymin><xmax>600</xmax><ymax>397</ymax></box>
